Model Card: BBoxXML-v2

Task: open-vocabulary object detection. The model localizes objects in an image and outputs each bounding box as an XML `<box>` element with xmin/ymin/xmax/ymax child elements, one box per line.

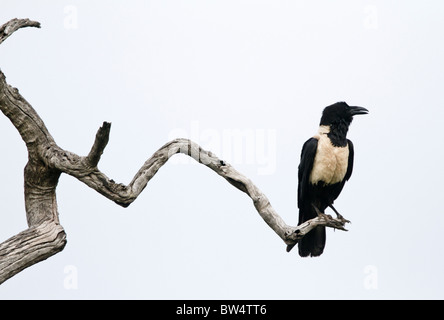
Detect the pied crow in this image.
<box><xmin>287</xmin><ymin>102</ymin><xmax>368</xmax><ymax>257</ymax></box>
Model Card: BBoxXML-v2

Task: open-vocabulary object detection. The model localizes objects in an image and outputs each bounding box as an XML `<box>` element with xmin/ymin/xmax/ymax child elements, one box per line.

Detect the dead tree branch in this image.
<box><xmin>0</xmin><ymin>18</ymin><xmax>348</xmax><ymax>285</ymax></box>
<box><xmin>0</xmin><ymin>18</ymin><xmax>40</xmax><ymax>45</ymax></box>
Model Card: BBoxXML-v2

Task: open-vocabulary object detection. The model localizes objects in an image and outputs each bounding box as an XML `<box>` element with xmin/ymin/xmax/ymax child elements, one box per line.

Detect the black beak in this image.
<box><xmin>349</xmin><ymin>106</ymin><xmax>369</xmax><ymax>116</ymax></box>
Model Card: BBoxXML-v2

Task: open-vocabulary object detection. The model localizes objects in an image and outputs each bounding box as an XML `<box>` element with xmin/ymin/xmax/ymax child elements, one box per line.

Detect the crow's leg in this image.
<box><xmin>329</xmin><ymin>204</ymin><xmax>350</xmax><ymax>223</ymax></box>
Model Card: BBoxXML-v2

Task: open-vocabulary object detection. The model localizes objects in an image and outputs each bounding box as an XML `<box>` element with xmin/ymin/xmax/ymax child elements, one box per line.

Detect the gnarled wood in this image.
<box><xmin>0</xmin><ymin>220</ymin><xmax>66</xmax><ymax>284</ymax></box>
<box><xmin>0</xmin><ymin>18</ymin><xmax>349</xmax><ymax>285</ymax></box>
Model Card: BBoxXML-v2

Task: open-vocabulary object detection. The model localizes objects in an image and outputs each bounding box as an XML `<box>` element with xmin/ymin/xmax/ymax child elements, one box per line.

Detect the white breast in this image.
<box><xmin>309</xmin><ymin>127</ymin><xmax>349</xmax><ymax>186</ymax></box>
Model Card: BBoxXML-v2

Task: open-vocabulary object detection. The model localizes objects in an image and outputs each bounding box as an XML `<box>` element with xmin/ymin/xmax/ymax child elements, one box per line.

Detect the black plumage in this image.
<box><xmin>288</xmin><ymin>102</ymin><xmax>368</xmax><ymax>257</ymax></box>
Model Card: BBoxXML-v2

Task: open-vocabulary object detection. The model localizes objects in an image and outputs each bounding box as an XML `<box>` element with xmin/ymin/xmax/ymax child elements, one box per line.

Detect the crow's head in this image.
<box><xmin>320</xmin><ymin>102</ymin><xmax>368</xmax><ymax>127</ymax></box>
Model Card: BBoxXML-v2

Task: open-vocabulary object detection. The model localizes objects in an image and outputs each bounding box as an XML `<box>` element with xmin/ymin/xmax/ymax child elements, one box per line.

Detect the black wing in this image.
<box><xmin>294</xmin><ymin>137</ymin><xmax>326</xmax><ymax>256</ymax></box>
<box><xmin>287</xmin><ymin>138</ymin><xmax>319</xmax><ymax>253</ymax></box>
<box><xmin>297</xmin><ymin>137</ymin><xmax>318</xmax><ymax>216</ymax></box>
<box><xmin>344</xmin><ymin>139</ymin><xmax>354</xmax><ymax>181</ymax></box>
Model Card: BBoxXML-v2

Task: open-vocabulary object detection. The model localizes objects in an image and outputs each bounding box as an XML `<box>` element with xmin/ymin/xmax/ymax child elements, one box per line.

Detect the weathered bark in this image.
<box><xmin>0</xmin><ymin>18</ymin><xmax>349</xmax><ymax>285</ymax></box>
<box><xmin>0</xmin><ymin>221</ymin><xmax>65</xmax><ymax>284</ymax></box>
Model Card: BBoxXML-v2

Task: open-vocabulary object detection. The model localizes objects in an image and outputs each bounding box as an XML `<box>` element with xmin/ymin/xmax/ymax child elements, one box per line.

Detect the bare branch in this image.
<box><xmin>45</xmin><ymin>123</ymin><xmax>349</xmax><ymax>246</ymax></box>
<box><xmin>0</xmin><ymin>69</ymin><xmax>55</xmax><ymax>151</ymax></box>
<box><xmin>0</xmin><ymin>18</ymin><xmax>40</xmax><ymax>45</ymax></box>
<box><xmin>0</xmin><ymin>220</ymin><xmax>66</xmax><ymax>284</ymax></box>
<box><xmin>285</xmin><ymin>214</ymin><xmax>349</xmax><ymax>251</ymax></box>
<box><xmin>85</xmin><ymin>121</ymin><xmax>111</xmax><ymax>168</ymax></box>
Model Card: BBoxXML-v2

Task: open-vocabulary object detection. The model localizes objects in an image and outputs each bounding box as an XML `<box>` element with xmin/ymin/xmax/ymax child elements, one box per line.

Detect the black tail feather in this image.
<box><xmin>298</xmin><ymin>225</ymin><xmax>326</xmax><ymax>257</ymax></box>
<box><xmin>297</xmin><ymin>202</ymin><xmax>326</xmax><ymax>257</ymax></box>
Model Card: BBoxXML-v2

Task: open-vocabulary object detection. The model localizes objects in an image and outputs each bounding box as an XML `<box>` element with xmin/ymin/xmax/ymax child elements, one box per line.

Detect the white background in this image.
<box><xmin>1</xmin><ymin>1</ymin><xmax>443</xmax><ymax>299</ymax></box>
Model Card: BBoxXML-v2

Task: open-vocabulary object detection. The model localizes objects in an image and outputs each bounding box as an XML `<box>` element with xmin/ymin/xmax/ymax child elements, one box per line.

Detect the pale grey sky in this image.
<box><xmin>1</xmin><ymin>1</ymin><xmax>444</xmax><ymax>299</ymax></box>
